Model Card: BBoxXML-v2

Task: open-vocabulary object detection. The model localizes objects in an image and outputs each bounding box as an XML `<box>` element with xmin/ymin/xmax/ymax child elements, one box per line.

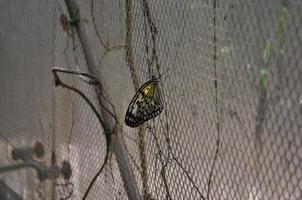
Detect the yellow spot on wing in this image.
<box><xmin>143</xmin><ymin>84</ymin><xmax>154</xmax><ymax>96</ymax></box>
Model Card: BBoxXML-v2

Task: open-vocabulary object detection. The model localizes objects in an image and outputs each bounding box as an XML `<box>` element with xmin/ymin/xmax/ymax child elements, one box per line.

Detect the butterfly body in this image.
<box><xmin>125</xmin><ymin>76</ymin><xmax>163</xmax><ymax>127</ymax></box>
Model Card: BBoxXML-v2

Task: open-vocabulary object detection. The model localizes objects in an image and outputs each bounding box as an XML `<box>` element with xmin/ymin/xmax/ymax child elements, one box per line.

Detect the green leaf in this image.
<box><xmin>276</xmin><ymin>7</ymin><xmax>288</xmax><ymax>41</ymax></box>
<box><xmin>260</xmin><ymin>69</ymin><xmax>269</xmax><ymax>89</ymax></box>
<box><xmin>263</xmin><ymin>41</ymin><xmax>272</xmax><ymax>63</ymax></box>
<box><xmin>69</xmin><ymin>15</ymin><xmax>81</xmax><ymax>27</ymax></box>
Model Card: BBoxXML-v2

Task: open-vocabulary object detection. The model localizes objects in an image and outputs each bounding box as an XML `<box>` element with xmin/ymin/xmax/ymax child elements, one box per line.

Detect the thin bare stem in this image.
<box><xmin>51</xmin><ymin>68</ymin><xmax>111</xmax><ymax>200</ymax></box>
<box><xmin>63</xmin><ymin>1</ymin><xmax>140</xmax><ymax>199</ymax></box>
<box><xmin>206</xmin><ymin>138</ymin><xmax>220</xmax><ymax>200</ymax></box>
<box><xmin>52</xmin><ymin>67</ymin><xmax>116</xmax><ymax>120</ymax></box>
<box><xmin>160</xmin><ymin>161</ymin><xmax>172</xmax><ymax>200</ymax></box>
<box><xmin>160</xmin><ymin>111</ymin><xmax>205</xmax><ymax>200</ymax></box>
<box><xmin>149</xmin><ymin>127</ymin><xmax>172</xmax><ymax>200</ymax></box>
<box><xmin>207</xmin><ymin>1</ymin><xmax>221</xmax><ymax>199</ymax></box>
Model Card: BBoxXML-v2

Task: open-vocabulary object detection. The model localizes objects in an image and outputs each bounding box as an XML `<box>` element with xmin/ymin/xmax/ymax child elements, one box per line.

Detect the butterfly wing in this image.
<box><xmin>125</xmin><ymin>80</ymin><xmax>164</xmax><ymax>127</ymax></box>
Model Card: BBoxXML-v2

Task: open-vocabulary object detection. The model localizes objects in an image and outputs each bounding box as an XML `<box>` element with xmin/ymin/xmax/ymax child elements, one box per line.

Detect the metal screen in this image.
<box><xmin>0</xmin><ymin>0</ymin><xmax>301</xmax><ymax>200</ymax></box>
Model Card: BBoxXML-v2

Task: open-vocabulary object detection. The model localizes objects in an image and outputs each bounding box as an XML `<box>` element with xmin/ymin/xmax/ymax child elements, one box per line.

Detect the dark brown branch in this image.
<box><xmin>141</xmin><ymin>0</ymin><xmax>160</xmax><ymax>74</ymax></box>
<box><xmin>53</xmin><ymin>67</ymin><xmax>116</xmax><ymax>120</ymax></box>
<box><xmin>137</xmin><ymin>2</ymin><xmax>162</xmax><ymax>195</ymax></box>
<box><xmin>66</xmin><ymin>90</ymin><xmax>75</xmax><ymax>155</ymax></box>
<box><xmin>160</xmin><ymin>161</ymin><xmax>172</xmax><ymax>200</ymax></box>
<box><xmin>90</xmin><ymin>0</ymin><xmax>125</xmax><ymax>63</ymax></box>
<box><xmin>125</xmin><ymin>0</ymin><xmax>150</xmax><ymax>197</ymax></box>
<box><xmin>63</xmin><ymin>1</ymin><xmax>140</xmax><ymax>199</ymax></box>
<box><xmin>90</xmin><ymin>0</ymin><xmax>109</xmax><ymax>50</ymax></box>
<box><xmin>124</xmin><ymin>140</ymin><xmax>144</xmax><ymax>177</ymax></box>
<box><xmin>51</xmin><ymin>68</ymin><xmax>111</xmax><ymax>200</ymax></box>
<box><xmin>206</xmin><ymin>138</ymin><xmax>219</xmax><ymax>200</ymax></box>
<box><xmin>149</xmin><ymin>127</ymin><xmax>172</xmax><ymax>200</ymax></box>
<box><xmin>125</xmin><ymin>0</ymin><xmax>140</xmax><ymax>90</ymax></box>
<box><xmin>138</xmin><ymin>126</ymin><xmax>149</xmax><ymax>196</ymax></box>
<box><xmin>207</xmin><ymin>0</ymin><xmax>221</xmax><ymax>199</ymax></box>
<box><xmin>172</xmin><ymin>155</ymin><xmax>205</xmax><ymax>200</ymax></box>
<box><xmin>150</xmin><ymin>122</ymin><xmax>206</xmax><ymax>199</ymax></box>
<box><xmin>160</xmin><ymin>111</ymin><xmax>205</xmax><ymax>200</ymax></box>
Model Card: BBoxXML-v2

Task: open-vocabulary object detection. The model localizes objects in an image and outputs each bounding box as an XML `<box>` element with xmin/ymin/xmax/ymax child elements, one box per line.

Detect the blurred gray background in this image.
<box><xmin>0</xmin><ymin>0</ymin><xmax>301</xmax><ymax>199</ymax></box>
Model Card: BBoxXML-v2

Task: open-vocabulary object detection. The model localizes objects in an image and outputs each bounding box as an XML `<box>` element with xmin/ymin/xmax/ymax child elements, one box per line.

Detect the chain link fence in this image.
<box><xmin>0</xmin><ymin>0</ymin><xmax>301</xmax><ymax>199</ymax></box>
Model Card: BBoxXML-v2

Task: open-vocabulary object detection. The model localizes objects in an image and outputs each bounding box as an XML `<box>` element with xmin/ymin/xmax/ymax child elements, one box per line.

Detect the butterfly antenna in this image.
<box><xmin>162</xmin><ymin>68</ymin><xmax>170</xmax><ymax>76</ymax></box>
<box><xmin>160</xmin><ymin>67</ymin><xmax>172</xmax><ymax>82</ymax></box>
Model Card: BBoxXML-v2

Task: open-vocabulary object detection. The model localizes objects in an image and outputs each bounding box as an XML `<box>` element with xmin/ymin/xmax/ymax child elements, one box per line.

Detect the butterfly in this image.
<box><xmin>125</xmin><ymin>76</ymin><xmax>164</xmax><ymax>127</ymax></box>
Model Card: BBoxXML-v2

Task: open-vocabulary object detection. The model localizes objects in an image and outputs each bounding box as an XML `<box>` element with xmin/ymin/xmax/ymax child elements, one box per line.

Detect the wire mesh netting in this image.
<box><xmin>0</xmin><ymin>0</ymin><xmax>302</xmax><ymax>199</ymax></box>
